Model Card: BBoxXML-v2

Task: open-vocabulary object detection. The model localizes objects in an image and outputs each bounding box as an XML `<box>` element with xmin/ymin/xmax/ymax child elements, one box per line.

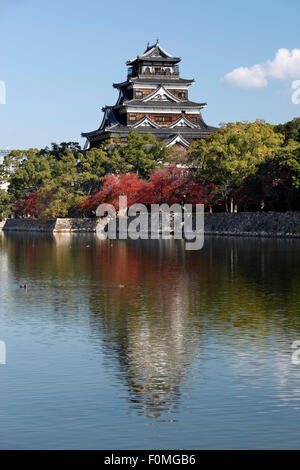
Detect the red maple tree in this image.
<box><xmin>14</xmin><ymin>192</ymin><xmax>38</xmax><ymax>218</ymax></box>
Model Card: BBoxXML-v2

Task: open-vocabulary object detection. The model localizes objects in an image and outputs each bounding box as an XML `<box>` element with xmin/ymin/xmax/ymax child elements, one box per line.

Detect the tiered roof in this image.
<box><xmin>113</xmin><ymin>78</ymin><xmax>194</xmax><ymax>89</ymax></box>
<box><xmin>82</xmin><ymin>41</ymin><xmax>217</xmax><ymax>149</ymax></box>
<box><xmin>126</xmin><ymin>40</ymin><xmax>181</xmax><ymax>65</ymax></box>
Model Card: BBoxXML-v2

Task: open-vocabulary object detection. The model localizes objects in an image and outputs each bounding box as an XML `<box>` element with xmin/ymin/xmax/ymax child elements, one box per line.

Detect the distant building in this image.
<box><xmin>82</xmin><ymin>41</ymin><xmax>217</xmax><ymax>151</ymax></box>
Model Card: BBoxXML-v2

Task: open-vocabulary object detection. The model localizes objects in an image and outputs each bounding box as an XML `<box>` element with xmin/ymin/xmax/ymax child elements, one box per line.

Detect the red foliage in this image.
<box><xmin>79</xmin><ymin>173</ymin><xmax>148</xmax><ymax>215</ymax></box>
<box><xmin>110</xmin><ymin>173</ymin><xmax>148</xmax><ymax>208</ymax></box>
<box><xmin>145</xmin><ymin>165</ymin><xmax>190</xmax><ymax>205</ymax></box>
<box><xmin>79</xmin><ymin>165</ymin><xmax>216</xmax><ymax>216</ymax></box>
<box><xmin>184</xmin><ymin>180</ymin><xmax>217</xmax><ymax>205</ymax></box>
<box><xmin>233</xmin><ymin>185</ymin><xmax>261</xmax><ymax>210</ymax></box>
<box><xmin>14</xmin><ymin>192</ymin><xmax>38</xmax><ymax>218</ymax></box>
<box><xmin>144</xmin><ymin>165</ymin><xmax>215</xmax><ymax>206</ymax></box>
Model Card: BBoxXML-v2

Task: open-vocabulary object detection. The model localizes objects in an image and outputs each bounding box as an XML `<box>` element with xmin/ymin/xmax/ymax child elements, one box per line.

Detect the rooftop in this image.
<box><xmin>109</xmin><ymin>99</ymin><xmax>207</xmax><ymax>109</ymax></box>
<box><xmin>82</xmin><ymin>125</ymin><xmax>216</xmax><ymax>139</ymax></box>
<box><xmin>113</xmin><ymin>77</ymin><xmax>195</xmax><ymax>89</ymax></box>
<box><xmin>126</xmin><ymin>40</ymin><xmax>181</xmax><ymax>66</ymax></box>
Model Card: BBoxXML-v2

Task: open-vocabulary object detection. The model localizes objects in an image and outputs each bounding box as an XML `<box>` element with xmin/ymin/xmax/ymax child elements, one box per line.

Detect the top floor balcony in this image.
<box><xmin>127</xmin><ymin>65</ymin><xmax>180</xmax><ymax>79</ymax></box>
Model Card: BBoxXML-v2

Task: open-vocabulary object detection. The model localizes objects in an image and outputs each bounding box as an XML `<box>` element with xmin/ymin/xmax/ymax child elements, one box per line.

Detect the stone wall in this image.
<box><xmin>1</xmin><ymin>218</ymin><xmax>99</xmax><ymax>232</ymax></box>
<box><xmin>54</xmin><ymin>218</ymin><xmax>99</xmax><ymax>232</ymax></box>
<box><xmin>1</xmin><ymin>212</ymin><xmax>300</xmax><ymax>237</ymax></box>
<box><xmin>203</xmin><ymin>212</ymin><xmax>300</xmax><ymax>237</ymax></box>
<box><xmin>1</xmin><ymin>219</ymin><xmax>55</xmax><ymax>232</ymax></box>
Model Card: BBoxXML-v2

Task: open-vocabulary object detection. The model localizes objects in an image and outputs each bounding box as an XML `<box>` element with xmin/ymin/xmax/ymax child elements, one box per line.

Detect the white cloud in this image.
<box><xmin>267</xmin><ymin>48</ymin><xmax>300</xmax><ymax>80</ymax></box>
<box><xmin>223</xmin><ymin>48</ymin><xmax>300</xmax><ymax>89</ymax></box>
<box><xmin>223</xmin><ymin>64</ymin><xmax>267</xmax><ymax>89</ymax></box>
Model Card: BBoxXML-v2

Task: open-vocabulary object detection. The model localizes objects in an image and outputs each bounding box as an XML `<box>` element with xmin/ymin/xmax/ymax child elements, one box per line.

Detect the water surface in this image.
<box><xmin>0</xmin><ymin>232</ymin><xmax>300</xmax><ymax>449</ymax></box>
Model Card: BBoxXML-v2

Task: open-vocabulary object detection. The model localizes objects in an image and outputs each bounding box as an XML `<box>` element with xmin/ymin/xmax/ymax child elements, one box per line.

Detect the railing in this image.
<box><xmin>140</xmin><ymin>71</ymin><xmax>179</xmax><ymax>77</ymax></box>
<box><xmin>127</xmin><ymin>65</ymin><xmax>180</xmax><ymax>79</ymax></box>
<box><xmin>128</xmin><ymin>71</ymin><xmax>180</xmax><ymax>79</ymax></box>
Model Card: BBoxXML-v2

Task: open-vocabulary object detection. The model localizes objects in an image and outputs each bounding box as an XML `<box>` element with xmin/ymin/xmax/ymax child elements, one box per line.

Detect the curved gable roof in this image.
<box><xmin>142</xmin><ymin>86</ymin><xmax>182</xmax><ymax>103</ymax></box>
<box><xmin>126</xmin><ymin>41</ymin><xmax>181</xmax><ymax>65</ymax></box>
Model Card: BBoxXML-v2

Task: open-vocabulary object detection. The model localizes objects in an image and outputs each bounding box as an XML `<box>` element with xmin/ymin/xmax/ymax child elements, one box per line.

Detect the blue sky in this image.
<box><xmin>0</xmin><ymin>0</ymin><xmax>299</xmax><ymax>149</ymax></box>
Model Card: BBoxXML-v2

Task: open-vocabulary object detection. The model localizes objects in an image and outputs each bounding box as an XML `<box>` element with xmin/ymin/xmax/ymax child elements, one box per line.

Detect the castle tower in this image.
<box><xmin>82</xmin><ymin>41</ymin><xmax>217</xmax><ymax>150</ymax></box>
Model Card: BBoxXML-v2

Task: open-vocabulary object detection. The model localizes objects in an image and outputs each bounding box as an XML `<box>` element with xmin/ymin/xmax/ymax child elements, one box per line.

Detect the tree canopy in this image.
<box><xmin>187</xmin><ymin>119</ymin><xmax>299</xmax><ymax>212</ymax></box>
<box><xmin>274</xmin><ymin>117</ymin><xmax>300</xmax><ymax>144</ymax></box>
<box><xmin>0</xmin><ymin>121</ymin><xmax>299</xmax><ymax>221</ymax></box>
<box><xmin>0</xmin><ymin>131</ymin><xmax>168</xmax><ymax>220</ymax></box>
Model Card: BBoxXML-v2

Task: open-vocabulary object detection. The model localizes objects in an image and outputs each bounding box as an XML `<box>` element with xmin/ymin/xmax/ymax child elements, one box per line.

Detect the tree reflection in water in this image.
<box><xmin>1</xmin><ymin>231</ymin><xmax>300</xmax><ymax>421</ymax></box>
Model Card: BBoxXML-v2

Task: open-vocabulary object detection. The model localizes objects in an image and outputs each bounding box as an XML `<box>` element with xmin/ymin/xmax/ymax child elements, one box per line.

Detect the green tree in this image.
<box><xmin>188</xmin><ymin>120</ymin><xmax>284</xmax><ymax>212</ymax></box>
<box><xmin>38</xmin><ymin>149</ymin><xmax>85</xmax><ymax>219</ymax></box>
<box><xmin>36</xmin><ymin>185</ymin><xmax>84</xmax><ymax>221</ymax></box>
<box><xmin>249</xmin><ymin>140</ymin><xmax>300</xmax><ymax>211</ymax></box>
<box><xmin>3</xmin><ymin>149</ymin><xmax>52</xmax><ymax>199</ymax></box>
<box><xmin>119</xmin><ymin>131</ymin><xmax>168</xmax><ymax>178</ymax></box>
<box><xmin>76</xmin><ymin>144</ymin><xmax>130</xmax><ymax>195</ymax></box>
<box><xmin>277</xmin><ymin>138</ymin><xmax>300</xmax><ymax>189</ymax></box>
<box><xmin>0</xmin><ymin>189</ymin><xmax>11</xmax><ymax>220</ymax></box>
<box><xmin>274</xmin><ymin>117</ymin><xmax>300</xmax><ymax>144</ymax></box>
<box><xmin>39</xmin><ymin>142</ymin><xmax>82</xmax><ymax>160</ymax></box>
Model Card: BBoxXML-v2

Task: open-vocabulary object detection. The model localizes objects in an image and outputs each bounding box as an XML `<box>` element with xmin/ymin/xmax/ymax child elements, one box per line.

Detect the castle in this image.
<box><xmin>82</xmin><ymin>40</ymin><xmax>217</xmax><ymax>151</ymax></box>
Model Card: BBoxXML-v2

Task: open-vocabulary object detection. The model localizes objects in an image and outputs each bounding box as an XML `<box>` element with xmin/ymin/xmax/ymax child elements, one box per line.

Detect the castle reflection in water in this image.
<box><xmin>1</xmin><ymin>231</ymin><xmax>300</xmax><ymax>422</ymax></box>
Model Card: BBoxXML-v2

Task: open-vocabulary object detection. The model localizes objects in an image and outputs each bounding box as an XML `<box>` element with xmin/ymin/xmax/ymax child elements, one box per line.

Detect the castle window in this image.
<box><xmin>129</xmin><ymin>114</ymin><xmax>136</xmax><ymax>121</ymax></box>
<box><xmin>156</xmin><ymin>116</ymin><xmax>171</xmax><ymax>123</ymax></box>
<box><xmin>135</xmin><ymin>91</ymin><xmax>143</xmax><ymax>97</ymax></box>
<box><xmin>178</xmin><ymin>92</ymin><xmax>186</xmax><ymax>99</ymax></box>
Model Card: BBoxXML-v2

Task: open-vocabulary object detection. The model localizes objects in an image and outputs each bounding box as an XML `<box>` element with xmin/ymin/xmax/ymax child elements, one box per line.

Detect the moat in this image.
<box><xmin>0</xmin><ymin>232</ymin><xmax>300</xmax><ymax>449</ymax></box>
